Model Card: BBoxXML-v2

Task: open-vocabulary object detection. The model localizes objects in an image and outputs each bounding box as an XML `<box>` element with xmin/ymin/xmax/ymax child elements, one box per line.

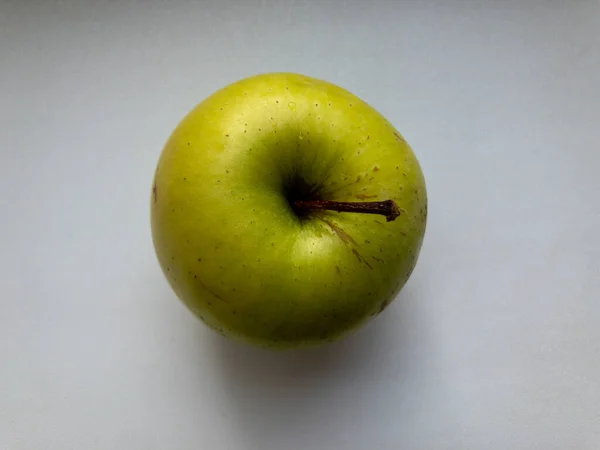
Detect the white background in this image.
<box><xmin>1</xmin><ymin>1</ymin><xmax>599</xmax><ymax>449</ymax></box>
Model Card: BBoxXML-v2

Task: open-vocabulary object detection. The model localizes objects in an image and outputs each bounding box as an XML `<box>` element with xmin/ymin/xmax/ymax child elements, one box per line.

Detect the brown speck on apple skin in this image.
<box><xmin>379</xmin><ymin>299</ymin><xmax>390</xmax><ymax>313</ymax></box>
<box><xmin>393</xmin><ymin>132</ymin><xmax>405</xmax><ymax>143</ymax></box>
<box><xmin>152</xmin><ymin>184</ymin><xmax>157</xmax><ymax>203</ymax></box>
<box><xmin>356</xmin><ymin>194</ymin><xmax>377</xmax><ymax>200</ymax></box>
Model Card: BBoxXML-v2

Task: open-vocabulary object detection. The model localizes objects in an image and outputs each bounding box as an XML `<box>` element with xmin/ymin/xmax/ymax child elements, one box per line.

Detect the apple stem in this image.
<box><xmin>293</xmin><ymin>199</ymin><xmax>402</xmax><ymax>222</ymax></box>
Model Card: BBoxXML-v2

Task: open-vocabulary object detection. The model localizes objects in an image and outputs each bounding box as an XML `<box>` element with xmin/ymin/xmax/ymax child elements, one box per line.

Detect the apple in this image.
<box><xmin>151</xmin><ymin>73</ymin><xmax>427</xmax><ymax>349</ymax></box>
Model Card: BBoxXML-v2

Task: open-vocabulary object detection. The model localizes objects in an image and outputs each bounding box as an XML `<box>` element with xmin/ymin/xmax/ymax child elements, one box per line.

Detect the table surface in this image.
<box><xmin>1</xmin><ymin>1</ymin><xmax>599</xmax><ymax>449</ymax></box>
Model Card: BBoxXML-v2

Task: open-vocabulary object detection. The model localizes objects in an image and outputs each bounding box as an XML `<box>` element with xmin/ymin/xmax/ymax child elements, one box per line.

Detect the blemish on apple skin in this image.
<box><xmin>335</xmin><ymin>266</ymin><xmax>341</xmax><ymax>275</ymax></box>
<box><xmin>372</xmin><ymin>256</ymin><xmax>384</xmax><ymax>263</ymax></box>
<box><xmin>378</xmin><ymin>299</ymin><xmax>390</xmax><ymax>313</ymax></box>
<box><xmin>321</xmin><ymin>219</ymin><xmax>356</xmax><ymax>245</ymax></box>
<box><xmin>393</xmin><ymin>132</ymin><xmax>405</xmax><ymax>143</ymax></box>
<box><xmin>352</xmin><ymin>248</ymin><xmax>373</xmax><ymax>269</ymax></box>
<box><xmin>373</xmin><ymin>166</ymin><xmax>379</xmax><ymax>172</ymax></box>
<box><xmin>152</xmin><ymin>184</ymin><xmax>157</xmax><ymax>203</ymax></box>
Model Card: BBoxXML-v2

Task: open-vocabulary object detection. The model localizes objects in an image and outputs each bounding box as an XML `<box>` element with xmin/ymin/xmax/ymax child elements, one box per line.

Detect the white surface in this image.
<box><xmin>1</xmin><ymin>1</ymin><xmax>599</xmax><ymax>449</ymax></box>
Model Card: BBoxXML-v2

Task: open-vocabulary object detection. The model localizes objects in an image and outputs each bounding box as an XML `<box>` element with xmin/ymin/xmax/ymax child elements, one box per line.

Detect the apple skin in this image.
<box><xmin>151</xmin><ymin>73</ymin><xmax>427</xmax><ymax>349</ymax></box>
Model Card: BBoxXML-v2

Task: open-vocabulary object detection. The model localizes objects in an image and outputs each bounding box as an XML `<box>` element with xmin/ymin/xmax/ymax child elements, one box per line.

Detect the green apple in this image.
<box><xmin>151</xmin><ymin>73</ymin><xmax>427</xmax><ymax>349</ymax></box>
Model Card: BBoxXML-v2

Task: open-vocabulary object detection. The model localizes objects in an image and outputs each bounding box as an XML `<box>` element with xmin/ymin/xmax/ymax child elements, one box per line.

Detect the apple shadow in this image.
<box><xmin>205</xmin><ymin>284</ymin><xmax>425</xmax><ymax>450</ymax></box>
